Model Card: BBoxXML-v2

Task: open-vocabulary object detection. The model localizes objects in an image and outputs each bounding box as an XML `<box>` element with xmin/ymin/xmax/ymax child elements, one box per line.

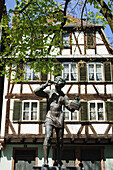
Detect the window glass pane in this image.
<box><xmin>89</xmin><ymin>73</ymin><xmax>94</xmax><ymax>81</ymax></box>
<box><xmin>89</xmin><ymin>64</ymin><xmax>94</xmax><ymax>73</ymax></box>
<box><xmin>23</xmin><ymin>102</ymin><xmax>29</xmax><ymax>120</ymax></box>
<box><xmin>25</xmin><ymin>64</ymin><xmax>31</xmax><ymax>80</ymax></box>
<box><xmin>89</xmin><ymin>64</ymin><xmax>94</xmax><ymax>81</ymax></box>
<box><xmin>96</xmin><ymin>73</ymin><xmax>102</xmax><ymax>81</ymax></box>
<box><xmin>71</xmin><ymin>64</ymin><xmax>77</xmax><ymax>81</ymax></box>
<box><xmin>71</xmin><ymin>73</ymin><xmax>77</xmax><ymax>81</ymax></box>
<box><xmin>64</xmin><ymin>64</ymin><xmax>69</xmax><ymax>72</ymax></box>
<box><xmin>33</xmin><ymin>72</ymin><xmax>39</xmax><ymax>80</ymax></box>
<box><xmin>96</xmin><ymin>64</ymin><xmax>101</xmax><ymax>73</ymax></box>
<box><xmin>31</xmin><ymin>102</ymin><xmax>37</xmax><ymax>120</ymax></box>
<box><xmin>90</xmin><ymin>103</ymin><xmax>96</xmax><ymax>120</ymax></box>
<box><xmin>63</xmin><ymin>64</ymin><xmax>69</xmax><ymax>81</ymax></box>
<box><xmin>63</xmin><ymin>106</ymin><xmax>69</xmax><ymax>120</ymax></box>
<box><xmin>63</xmin><ymin>33</ymin><xmax>70</xmax><ymax>47</ymax></box>
<box><xmin>71</xmin><ymin>64</ymin><xmax>77</xmax><ymax>72</ymax></box>
<box><xmin>71</xmin><ymin>111</ymin><xmax>77</xmax><ymax>120</ymax></box>
<box><xmin>96</xmin><ymin>64</ymin><xmax>102</xmax><ymax>81</ymax></box>
<box><xmin>97</xmin><ymin>103</ymin><xmax>104</xmax><ymax>120</ymax></box>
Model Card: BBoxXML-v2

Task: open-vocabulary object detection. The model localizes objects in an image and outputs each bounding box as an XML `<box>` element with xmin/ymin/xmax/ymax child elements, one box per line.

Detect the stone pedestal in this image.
<box><xmin>33</xmin><ymin>166</ymin><xmax>80</xmax><ymax>170</ymax></box>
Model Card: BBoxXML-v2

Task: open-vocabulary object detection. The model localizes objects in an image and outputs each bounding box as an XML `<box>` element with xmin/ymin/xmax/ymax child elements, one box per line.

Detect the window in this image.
<box><xmin>63</xmin><ymin>106</ymin><xmax>78</xmax><ymax>121</ymax></box>
<box><xmin>25</xmin><ymin>63</ymin><xmax>39</xmax><ymax>80</ymax></box>
<box><xmin>22</xmin><ymin>101</ymin><xmax>38</xmax><ymax>120</ymax></box>
<box><xmin>86</xmin><ymin>32</ymin><xmax>95</xmax><ymax>48</ymax></box>
<box><xmin>88</xmin><ymin>63</ymin><xmax>103</xmax><ymax>81</ymax></box>
<box><xmin>25</xmin><ymin>62</ymin><xmax>47</xmax><ymax>81</ymax></box>
<box><xmin>63</xmin><ymin>33</ymin><xmax>70</xmax><ymax>47</ymax></box>
<box><xmin>89</xmin><ymin>101</ymin><xmax>105</xmax><ymax>121</ymax></box>
<box><xmin>62</xmin><ymin>63</ymin><xmax>78</xmax><ymax>81</ymax></box>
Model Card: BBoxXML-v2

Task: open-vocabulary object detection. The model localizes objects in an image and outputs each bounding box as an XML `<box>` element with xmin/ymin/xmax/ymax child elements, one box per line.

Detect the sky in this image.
<box><xmin>5</xmin><ymin>0</ymin><xmax>113</xmax><ymax>47</ymax></box>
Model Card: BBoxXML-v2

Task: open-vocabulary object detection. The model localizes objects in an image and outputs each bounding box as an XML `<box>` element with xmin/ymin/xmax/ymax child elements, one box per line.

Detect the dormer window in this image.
<box><xmin>86</xmin><ymin>31</ymin><xmax>95</xmax><ymax>48</ymax></box>
<box><xmin>63</xmin><ymin>33</ymin><xmax>70</xmax><ymax>47</ymax></box>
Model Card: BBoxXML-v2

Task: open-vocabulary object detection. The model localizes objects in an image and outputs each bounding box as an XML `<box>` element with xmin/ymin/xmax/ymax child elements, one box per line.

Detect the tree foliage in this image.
<box><xmin>0</xmin><ymin>0</ymin><xmax>113</xmax><ymax>82</ymax></box>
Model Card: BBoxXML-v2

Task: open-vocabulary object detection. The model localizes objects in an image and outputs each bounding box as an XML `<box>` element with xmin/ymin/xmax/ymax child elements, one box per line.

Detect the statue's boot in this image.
<box><xmin>43</xmin><ymin>145</ymin><xmax>49</xmax><ymax>167</ymax></box>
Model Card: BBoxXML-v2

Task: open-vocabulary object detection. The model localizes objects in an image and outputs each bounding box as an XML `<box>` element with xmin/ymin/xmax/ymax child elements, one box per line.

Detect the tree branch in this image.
<box><xmin>96</xmin><ymin>0</ymin><xmax>113</xmax><ymax>33</ymax></box>
<box><xmin>0</xmin><ymin>0</ymin><xmax>5</xmax><ymax>21</ymax></box>
<box><xmin>81</xmin><ymin>0</ymin><xmax>87</xmax><ymax>28</ymax></box>
<box><xmin>61</xmin><ymin>0</ymin><xmax>71</xmax><ymax>28</ymax></box>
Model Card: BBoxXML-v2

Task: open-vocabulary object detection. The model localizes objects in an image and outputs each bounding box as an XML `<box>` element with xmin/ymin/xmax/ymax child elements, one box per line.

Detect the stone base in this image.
<box><xmin>33</xmin><ymin>166</ymin><xmax>80</xmax><ymax>170</ymax></box>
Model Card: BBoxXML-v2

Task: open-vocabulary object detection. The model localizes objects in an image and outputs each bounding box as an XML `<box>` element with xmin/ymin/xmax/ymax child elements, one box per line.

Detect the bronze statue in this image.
<box><xmin>34</xmin><ymin>76</ymin><xmax>80</xmax><ymax>167</ymax></box>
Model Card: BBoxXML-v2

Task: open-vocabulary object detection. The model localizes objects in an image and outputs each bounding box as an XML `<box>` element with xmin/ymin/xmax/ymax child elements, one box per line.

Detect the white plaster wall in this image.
<box><xmin>92</xmin><ymin>124</ymin><xmax>108</xmax><ymax>134</ymax></box>
<box><xmin>23</xmin><ymin>84</ymin><xmax>32</xmax><ymax>93</ymax></box>
<box><xmin>87</xmin><ymin>85</ymin><xmax>96</xmax><ymax>94</ymax></box>
<box><xmin>12</xmin><ymin>84</ymin><xmax>20</xmax><ymax>94</ymax></box>
<box><xmin>62</xmin><ymin>49</ymin><xmax>71</xmax><ymax>55</ymax></box>
<box><xmin>50</xmin><ymin>46</ymin><xmax>60</xmax><ymax>55</ymax></box>
<box><xmin>95</xmin><ymin>85</ymin><xmax>104</xmax><ymax>94</ymax></box>
<box><xmin>67</xmin><ymin>124</ymin><xmax>81</xmax><ymax>134</ymax></box>
<box><xmin>70</xmin><ymin>85</ymin><xmax>78</xmax><ymax>94</ymax></box>
<box><xmin>97</xmin><ymin>45</ymin><xmax>109</xmax><ymax>54</ymax></box>
<box><xmin>21</xmin><ymin>124</ymin><xmax>39</xmax><ymax>134</ymax></box>
<box><xmin>106</xmin><ymin>85</ymin><xmax>113</xmax><ymax>94</ymax></box>
<box><xmin>74</xmin><ymin>32</ymin><xmax>84</xmax><ymax>44</ymax></box>
<box><xmin>96</xmin><ymin>32</ymin><xmax>104</xmax><ymax>44</ymax></box>
<box><xmin>86</xmin><ymin>49</ymin><xmax>95</xmax><ymax>55</ymax></box>
<box><xmin>9</xmin><ymin>123</ymin><xmax>19</xmax><ymax>134</ymax></box>
<box><xmin>62</xmin><ymin>85</ymin><xmax>71</xmax><ymax>94</ymax></box>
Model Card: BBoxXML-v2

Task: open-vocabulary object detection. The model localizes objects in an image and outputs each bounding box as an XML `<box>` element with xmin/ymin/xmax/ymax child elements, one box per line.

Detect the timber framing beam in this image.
<box><xmin>5</xmin><ymin>93</ymin><xmax>113</xmax><ymax>100</ymax></box>
<box><xmin>15</xmin><ymin>81</ymin><xmax>113</xmax><ymax>85</ymax></box>
<box><xmin>4</xmin><ymin>134</ymin><xmax>113</xmax><ymax>144</ymax></box>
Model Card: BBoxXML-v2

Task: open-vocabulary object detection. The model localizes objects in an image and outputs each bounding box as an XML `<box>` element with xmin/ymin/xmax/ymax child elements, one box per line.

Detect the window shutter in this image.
<box><xmin>41</xmin><ymin>72</ymin><xmax>47</xmax><ymax>81</ymax></box>
<box><xmin>80</xmin><ymin>102</ymin><xmax>88</xmax><ymax>121</ymax></box>
<box><xmin>104</xmin><ymin>62</ymin><xmax>112</xmax><ymax>81</ymax></box>
<box><xmin>106</xmin><ymin>101</ymin><xmax>113</xmax><ymax>121</ymax></box>
<box><xmin>78</xmin><ymin>62</ymin><xmax>87</xmax><ymax>82</ymax></box>
<box><xmin>13</xmin><ymin>100</ymin><xmax>22</xmax><ymax>121</ymax></box>
<box><xmin>40</xmin><ymin>102</ymin><xmax>47</xmax><ymax>121</ymax></box>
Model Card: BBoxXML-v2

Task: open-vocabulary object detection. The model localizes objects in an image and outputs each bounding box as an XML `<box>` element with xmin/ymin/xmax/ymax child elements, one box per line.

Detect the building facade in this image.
<box><xmin>0</xmin><ymin>14</ymin><xmax>113</xmax><ymax>170</ymax></box>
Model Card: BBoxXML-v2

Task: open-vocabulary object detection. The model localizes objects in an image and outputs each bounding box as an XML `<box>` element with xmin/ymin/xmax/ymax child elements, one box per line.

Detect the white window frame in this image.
<box><xmin>63</xmin><ymin>105</ymin><xmax>79</xmax><ymax>121</ymax></box>
<box><xmin>88</xmin><ymin>63</ymin><xmax>103</xmax><ymax>82</ymax></box>
<box><xmin>22</xmin><ymin>100</ymin><xmax>39</xmax><ymax>121</ymax></box>
<box><xmin>88</xmin><ymin>101</ymin><xmax>105</xmax><ymax>121</ymax></box>
<box><xmin>25</xmin><ymin>62</ymin><xmax>49</xmax><ymax>81</ymax></box>
<box><xmin>25</xmin><ymin>62</ymin><xmax>39</xmax><ymax>80</ymax></box>
<box><xmin>62</xmin><ymin>62</ymin><xmax>78</xmax><ymax>82</ymax></box>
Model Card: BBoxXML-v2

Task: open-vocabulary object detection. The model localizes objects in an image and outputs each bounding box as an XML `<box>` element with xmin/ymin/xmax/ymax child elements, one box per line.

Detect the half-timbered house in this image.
<box><xmin>0</xmin><ymin>13</ymin><xmax>113</xmax><ymax>170</ymax></box>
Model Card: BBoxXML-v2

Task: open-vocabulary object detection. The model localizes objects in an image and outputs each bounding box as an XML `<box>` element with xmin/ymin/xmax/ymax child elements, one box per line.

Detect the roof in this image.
<box><xmin>46</xmin><ymin>11</ymin><xmax>102</xmax><ymax>28</ymax></box>
<box><xmin>65</xmin><ymin>13</ymin><xmax>102</xmax><ymax>28</ymax></box>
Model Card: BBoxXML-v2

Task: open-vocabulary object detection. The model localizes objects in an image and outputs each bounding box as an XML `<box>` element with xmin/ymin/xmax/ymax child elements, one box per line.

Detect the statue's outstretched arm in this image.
<box><xmin>64</xmin><ymin>95</ymin><xmax>80</xmax><ymax>112</ymax></box>
<box><xmin>34</xmin><ymin>80</ymin><xmax>52</xmax><ymax>98</ymax></box>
